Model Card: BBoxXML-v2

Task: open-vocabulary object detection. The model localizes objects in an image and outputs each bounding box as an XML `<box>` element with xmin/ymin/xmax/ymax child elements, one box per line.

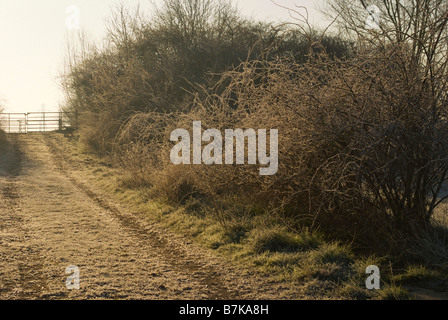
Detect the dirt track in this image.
<box><xmin>0</xmin><ymin>134</ymin><xmax>293</xmax><ymax>300</ymax></box>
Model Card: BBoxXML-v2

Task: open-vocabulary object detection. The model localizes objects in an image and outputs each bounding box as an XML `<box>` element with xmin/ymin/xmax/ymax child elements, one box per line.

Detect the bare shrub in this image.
<box><xmin>60</xmin><ymin>0</ymin><xmax>281</xmax><ymax>154</ymax></box>
<box><xmin>114</xmin><ymin>40</ymin><xmax>448</xmax><ymax>253</ymax></box>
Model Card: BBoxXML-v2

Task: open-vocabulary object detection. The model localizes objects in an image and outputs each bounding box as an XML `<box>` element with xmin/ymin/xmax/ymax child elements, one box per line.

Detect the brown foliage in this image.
<box><xmin>115</xmin><ymin>41</ymin><xmax>448</xmax><ymax>251</ymax></box>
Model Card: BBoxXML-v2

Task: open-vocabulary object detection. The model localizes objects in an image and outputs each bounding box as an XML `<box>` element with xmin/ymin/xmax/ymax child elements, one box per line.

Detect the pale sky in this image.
<box><xmin>0</xmin><ymin>0</ymin><xmax>329</xmax><ymax>113</ymax></box>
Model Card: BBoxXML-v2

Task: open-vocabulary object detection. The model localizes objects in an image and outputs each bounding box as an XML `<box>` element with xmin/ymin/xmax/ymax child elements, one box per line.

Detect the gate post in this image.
<box><xmin>59</xmin><ymin>112</ymin><xmax>63</xmax><ymax>131</ymax></box>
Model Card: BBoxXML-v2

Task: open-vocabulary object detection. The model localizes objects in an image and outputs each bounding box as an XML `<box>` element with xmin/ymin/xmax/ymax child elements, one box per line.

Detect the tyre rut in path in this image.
<box><xmin>43</xmin><ymin>134</ymin><xmax>233</xmax><ymax>299</ymax></box>
<box><xmin>0</xmin><ymin>134</ymin><xmax>235</xmax><ymax>300</ymax></box>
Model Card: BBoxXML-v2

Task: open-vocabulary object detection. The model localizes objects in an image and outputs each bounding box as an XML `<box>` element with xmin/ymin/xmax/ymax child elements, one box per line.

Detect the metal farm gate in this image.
<box><xmin>0</xmin><ymin>112</ymin><xmax>73</xmax><ymax>134</ymax></box>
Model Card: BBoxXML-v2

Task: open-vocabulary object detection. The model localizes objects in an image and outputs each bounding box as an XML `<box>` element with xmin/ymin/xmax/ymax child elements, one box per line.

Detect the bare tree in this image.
<box><xmin>329</xmin><ymin>0</ymin><xmax>448</xmax><ymax>91</ymax></box>
<box><xmin>316</xmin><ymin>0</ymin><xmax>448</xmax><ymax>237</ymax></box>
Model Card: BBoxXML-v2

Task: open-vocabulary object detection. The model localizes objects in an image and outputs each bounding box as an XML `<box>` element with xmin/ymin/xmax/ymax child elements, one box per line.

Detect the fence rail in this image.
<box><xmin>0</xmin><ymin>112</ymin><xmax>74</xmax><ymax>134</ymax></box>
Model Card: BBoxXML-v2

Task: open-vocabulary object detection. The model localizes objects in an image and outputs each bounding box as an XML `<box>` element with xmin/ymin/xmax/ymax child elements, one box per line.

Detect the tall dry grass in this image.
<box><xmin>114</xmin><ymin>43</ymin><xmax>448</xmax><ymax>258</ymax></box>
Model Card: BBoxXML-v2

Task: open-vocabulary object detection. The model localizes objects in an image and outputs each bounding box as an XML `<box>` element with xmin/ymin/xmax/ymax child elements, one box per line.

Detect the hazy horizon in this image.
<box><xmin>0</xmin><ymin>0</ymin><xmax>328</xmax><ymax>114</ymax></box>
